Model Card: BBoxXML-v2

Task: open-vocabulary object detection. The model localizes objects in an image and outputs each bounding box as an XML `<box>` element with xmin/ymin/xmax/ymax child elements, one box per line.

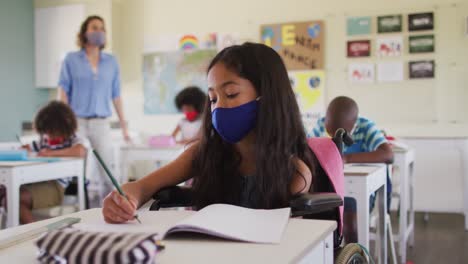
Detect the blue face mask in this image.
<box><xmin>212</xmin><ymin>99</ymin><xmax>259</xmax><ymax>144</ymax></box>
<box><xmin>86</xmin><ymin>31</ymin><xmax>106</xmax><ymax>47</ymax></box>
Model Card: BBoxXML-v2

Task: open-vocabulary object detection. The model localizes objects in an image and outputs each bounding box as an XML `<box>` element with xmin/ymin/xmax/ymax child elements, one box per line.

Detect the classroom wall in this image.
<box><xmin>34</xmin><ymin>0</ymin><xmax>113</xmax><ymax>52</ymax></box>
<box><xmin>0</xmin><ymin>0</ymin><xmax>49</xmax><ymax>141</ymax></box>
<box><xmin>113</xmin><ymin>0</ymin><xmax>468</xmax><ymax>136</ymax></box>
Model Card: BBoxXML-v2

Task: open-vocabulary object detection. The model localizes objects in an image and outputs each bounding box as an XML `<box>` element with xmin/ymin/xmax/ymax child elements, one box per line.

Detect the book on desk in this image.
<box><xmin>75</xmin><ymin>204</ymin><xmax>291</xmax><ymax>244</ymax></box>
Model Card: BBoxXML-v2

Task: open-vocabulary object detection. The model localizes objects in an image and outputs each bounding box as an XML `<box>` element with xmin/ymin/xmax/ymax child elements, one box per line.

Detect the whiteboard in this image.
<box><xmin>34</xmin><ymin>4</ymin><xmax>85</xmax><ymax>88</ymax></box>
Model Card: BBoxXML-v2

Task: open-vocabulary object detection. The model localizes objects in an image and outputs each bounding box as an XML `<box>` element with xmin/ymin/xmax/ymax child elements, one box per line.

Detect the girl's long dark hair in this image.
<box><xmin>191</xmin><ymin>42</ymin><xmax>317</xmax><ymax>209</ymax></box>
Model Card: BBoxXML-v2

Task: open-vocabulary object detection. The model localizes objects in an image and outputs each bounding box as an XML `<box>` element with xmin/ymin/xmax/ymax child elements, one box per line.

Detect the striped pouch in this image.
<box><xmin>36</xmin><ymin>228</ymin><xmax>160</xmax><ymax>264</ymax></box>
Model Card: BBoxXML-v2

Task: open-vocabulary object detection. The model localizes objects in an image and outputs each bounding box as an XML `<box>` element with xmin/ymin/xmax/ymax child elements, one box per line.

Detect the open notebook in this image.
<box><xmin>75</xmin><ymin>204</ymin><xmax>291</xmax><ymax>244</ymax></box>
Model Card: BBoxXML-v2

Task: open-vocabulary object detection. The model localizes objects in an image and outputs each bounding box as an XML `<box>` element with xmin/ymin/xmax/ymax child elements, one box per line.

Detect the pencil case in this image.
<box><xmin>0</xmin><ymin>150</ymin><xmax>28</xmax><ymax>161</ymax></box>
<box><xmin>36</xmin><ymin>229</ymin><xmax>161</xmax><ymax>264</ymax></box>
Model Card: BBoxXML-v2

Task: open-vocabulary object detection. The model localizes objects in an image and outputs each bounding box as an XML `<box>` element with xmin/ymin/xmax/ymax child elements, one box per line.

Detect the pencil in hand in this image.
<box><xmin>93</xmin><ymin>149</ymin><xmax>142</xmax><ymax>224</ymax></box>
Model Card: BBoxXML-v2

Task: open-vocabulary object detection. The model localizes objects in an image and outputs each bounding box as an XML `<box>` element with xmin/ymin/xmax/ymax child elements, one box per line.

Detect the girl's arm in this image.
<box><xmin>102</xmin><ymin>143</ymin><xmax>198</xmax><ymax>223</ymax></box>
<box><xmin>344</xmin><ymin>143</ymin><xmax>394</xmax><ymax>164</ymax></box>
<box><xmin>290</xmin><ymin>158</ymin><xmax>312</xmax><ymax>194</ymax></box>
<box><xmin>131</xmin><ymin>144</ymin><xmax>197</xmax><ymax>206</ymax></box>
<box><xmin>38</xmin><ymin>144</ymin><xmax>87</xmax><ymax>158</ymax></box>
<box><xmin>171</xmin><ymin>125</ymin><xmax>181</xmax><ymax>138</ymax></box>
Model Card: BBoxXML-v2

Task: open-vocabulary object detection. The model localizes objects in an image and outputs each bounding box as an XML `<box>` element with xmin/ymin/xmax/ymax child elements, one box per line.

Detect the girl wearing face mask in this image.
<box><xmin>171</xmin><ymin>86</ymin><xmax>206</xmax><ymax>144</ymax></box>
<box><xmin>57</xmin><ymin>15</ymin><xmax>129</xmax><ymax>194</ymax></box>
<box><xmin>102</xmin><ymin>43</ymin><xmax>318</xmax><ymax>223</ymax></box>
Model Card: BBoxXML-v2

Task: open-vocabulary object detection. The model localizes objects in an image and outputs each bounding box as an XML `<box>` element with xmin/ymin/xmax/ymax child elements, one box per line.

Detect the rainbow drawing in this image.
<box><xmin>179</xmin><ymin>35</ymin><xmax>199</xmax><ymax>50</ymax></box>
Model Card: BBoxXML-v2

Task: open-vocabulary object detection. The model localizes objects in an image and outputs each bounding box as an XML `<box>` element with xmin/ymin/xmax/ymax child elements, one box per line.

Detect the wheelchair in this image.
<box><xmin>149</xmin><ymin>129</ymin><xmax>368</xmax><ymax>264</ymax></box>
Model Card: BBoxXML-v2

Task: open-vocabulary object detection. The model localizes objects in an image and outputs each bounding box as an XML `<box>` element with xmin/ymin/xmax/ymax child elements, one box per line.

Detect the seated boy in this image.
<box><xmin>310</xmin><ymin>96</ymin><xmax>393</xmax><ymax>243</ymax></box>
<box><xmin>20</xmin><ymin>101</ymin><xmax>88</xmax><ymax>224</ymax></box>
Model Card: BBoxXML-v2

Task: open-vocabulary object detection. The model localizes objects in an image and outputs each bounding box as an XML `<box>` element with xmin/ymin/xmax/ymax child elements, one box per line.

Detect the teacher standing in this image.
<box><xmin>57</xmin><ymin>15</ymin><xmax>129</xmax><ymax>195</ymax></box>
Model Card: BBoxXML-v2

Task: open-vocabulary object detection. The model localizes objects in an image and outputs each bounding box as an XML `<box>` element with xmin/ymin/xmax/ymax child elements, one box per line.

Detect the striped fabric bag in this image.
<box><xmin>35</xmin><ymin>228</ymin><xmax>160</xmax><ymax>264</ymax></box>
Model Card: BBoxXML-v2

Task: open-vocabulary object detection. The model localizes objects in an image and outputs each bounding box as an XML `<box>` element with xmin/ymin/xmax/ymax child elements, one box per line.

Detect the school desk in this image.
<box><xmin>0</xmin><ymin>158</ymin><xmax>85</xmax><ymax>228</ymax></box>
<box><xmin>344</xmin><ymin>164</ymin><xmax>388</xmax><ymax>264</ymax></box>
<box><xmin>119</xmin><ymin>145</ymin><xmax>184</xmax><ymax>183</ymax></box>
<box><xmin>402</xmin><ymin>137</ymin><xmax>468</xmax><ymax>232</ymax></box>
<box><xmin>392</xmin><ymin>147</ymin><xmax>416</xmax><ymax>263</ymax></box>
<box><xmin>386</xmin><ymin>124</ymin><xmax>468</xmax><ymax>231</ymax></box>
<box><xmin>0</xmin><ymin>208</ymin><xmax>336</xmax><ymax>263</ymax></box>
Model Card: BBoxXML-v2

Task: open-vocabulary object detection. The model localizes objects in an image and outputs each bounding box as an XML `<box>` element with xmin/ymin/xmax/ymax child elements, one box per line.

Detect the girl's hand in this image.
<box><xmin>20</xmin><ymin>144</ymin><xmax>31</xmax><ymax>152</ymax></box>
<box><xmin>102</xmin><ymin>189</ymin><xmax>139</xmax><ymax>224</ymax></box>
<box><xmin>38</xmin><ymin>149</ymin><xmax>52</xmax><ymax>157</ymax></box>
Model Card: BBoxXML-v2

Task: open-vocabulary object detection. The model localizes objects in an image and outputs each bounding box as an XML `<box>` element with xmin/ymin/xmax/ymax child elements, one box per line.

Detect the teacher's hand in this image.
<box><xmin>122</xmin><ymin>129</ymin><xmax>132</xmax><ymax>143</ymax></box>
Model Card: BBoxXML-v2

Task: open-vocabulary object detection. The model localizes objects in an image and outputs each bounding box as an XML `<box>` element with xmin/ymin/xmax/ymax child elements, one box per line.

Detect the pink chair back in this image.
<box><xmin>307</xmin><ymin>137</ymin><xmax>344</xmax><ymax>235</ymax></box>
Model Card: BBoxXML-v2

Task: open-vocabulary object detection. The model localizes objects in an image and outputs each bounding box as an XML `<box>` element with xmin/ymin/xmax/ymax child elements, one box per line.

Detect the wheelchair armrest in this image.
<box><xmin>290</xmin><ymin>193</ymin><xmax>343</xmax><ymax>217</ymax></box>
<box><xmin>149</xmin><ymin>185</ymin><xmax>194</xmax><ymax>211</ymax></box>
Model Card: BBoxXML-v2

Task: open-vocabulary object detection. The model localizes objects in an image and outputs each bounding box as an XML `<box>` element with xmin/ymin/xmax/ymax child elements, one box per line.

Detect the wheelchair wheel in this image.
<box><xmin>335</xmin><ymin>243</ymin><xmax>368</xmax><ymax>264</ymax></box>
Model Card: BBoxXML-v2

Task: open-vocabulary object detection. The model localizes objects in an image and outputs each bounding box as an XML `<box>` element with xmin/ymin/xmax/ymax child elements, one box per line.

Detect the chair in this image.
<box><xmin>149</xmin><ymin>129</ymin><xmax>368</xmax><ymax>263</ymax></box>
<box><xmin>32</xmin><ymin>150</ymin><xmax>92</xmax><ymax>220</ymax></box>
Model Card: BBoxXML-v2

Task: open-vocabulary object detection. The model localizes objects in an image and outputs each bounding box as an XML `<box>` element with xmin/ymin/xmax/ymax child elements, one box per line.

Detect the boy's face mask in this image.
<box><xmin>211</xmin><ymin>98</ymin><xmax>260</xmax><ymax>144</ymax></box>
<box><xmin>46</xmin><ymin>135</ymin><xmax>64</xmax><ymax>145</ymax></box>
<box><xmin>184</xmin><ymin>111</ymin><xmax>198</xmax><ymax>122</ymax></box>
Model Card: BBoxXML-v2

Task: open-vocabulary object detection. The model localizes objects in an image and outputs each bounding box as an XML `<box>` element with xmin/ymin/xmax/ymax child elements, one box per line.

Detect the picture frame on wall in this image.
<box><xmin>347</xmin><ymin>16</ymin><xmax>372</xmax><ymax>36</ymax></box>
<box><xmin>408</xmin><ymin>12</ymin><xmax>434</xmax><ymax>31</ymax></box>
<box><xmin>347</xmin><ymin>40</ymin><xmax>371</xmax><ymax>57</ymax></box>
<box><xmin>376</xmin><ymin>36</ymin><xmax>403</xmax><ymax>57</ymax></box>
<box><xmin>348</xmin><ymin>63</ymin><xmax>375</xmax><ymax>84</ymax></box>
<box><xmin>377</xmin><ymin>62</ymin><xmax>404</xmax><ymax>82</ymax></box>
<box><xmin>409</xmin><ymin>35</ymin><xmax>435</xmax><ymax>53</ymax></box>
<box><xmin>377</xmin><ymin>15</ymin><xmax>402</xmax><ymax>33</ymax></box>
<box><xmin>409</xmin><ymin>60</ymin><xmax>435</xmax><ymax>79</ymax></box>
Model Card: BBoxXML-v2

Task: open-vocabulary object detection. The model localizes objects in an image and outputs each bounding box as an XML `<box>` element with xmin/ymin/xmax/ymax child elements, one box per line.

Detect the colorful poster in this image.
<box><xmin>143</xmin><ymin>50</ymin><xmax>217</xmax><ymax>114</ymax></box>
<box><xmin>409</xmin><ymin>35</ymin><xmax>434</xmax><ymax>53</ymax></box>
<box><xmin>179</xmin><ymin>33</ymin><xmax>218</xmax><ymax>51</ymax></box>
<box><xmin>145</xmin><ymin>33</ymin><xmax>219</xmax><ymax>52</ymax></box>
<box><xmin>376</xmin><ymin>36</ymin><xmax>403</xmax><ymax>57</ymax></box>
<box><xmin>377</xmin><ymin>62</ymin><xmax>404</xmax><ymax>82</ymax></box>
<box><xmin>179</xmin><ymin>35</ymin><xmax>199</xmax><ymax>50</ymax></box>
<box><xmin>347</xmin><ymin>16</ymin><xmax>372</xmax><ymax>36</ymax></box>
<box><xmin>348</xmin><ymin>63</ymin><xmax>375</xmax><ymax>83</ymax></box>
<box><xmin>288</xmin><ymin>70</ymin><xmax>325</xmax><ymax>117</ymax></box>
<box><xmin>201</xmin><ymin>33</ymin><xmax>217</xmax><ymax>50</ymax></box>
<box><xmin>377</xmin><ymin>15</ymin><xmax>402</xmax><ymax>33</ymax></box>
<box><xmin>409</xmin><ymin>60</ymin><xmax>435</xmax><ymax>79</ymax></box>
<box><xmin>347</xmin><ymin>40</ymin><xmax>371</xmax><ymax>57</ymax></box>
<box><xmin>261</xmin><ymin>21</ymin><xmax>325</xmax><ymax>70</ymax></box>
<box><xmin>408</xmin><ymin>12</ymin><xmax>434</xmax><ymax>31</ymax></box>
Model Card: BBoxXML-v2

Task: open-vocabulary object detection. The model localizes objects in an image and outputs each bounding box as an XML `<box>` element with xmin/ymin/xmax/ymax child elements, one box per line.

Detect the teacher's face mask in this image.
<box><xmin>86</xmin><ymin>31</ymin><xmax>106</xmax><ymax>47</ymax></box>
<box><xmin>211</xmin><ymin>98</ymin><xmax>259</xmax><ymax>144</ymax></box>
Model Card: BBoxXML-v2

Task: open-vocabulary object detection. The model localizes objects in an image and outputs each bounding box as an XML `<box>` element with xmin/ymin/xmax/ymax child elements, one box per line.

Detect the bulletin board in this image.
<box><xmin>260</xmin><ymin>21</ymin><xmax>325</xmax><ymax>70</ymax></box>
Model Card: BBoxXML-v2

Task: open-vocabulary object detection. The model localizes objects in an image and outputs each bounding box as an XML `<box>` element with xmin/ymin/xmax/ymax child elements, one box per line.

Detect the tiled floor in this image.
<box><xmin>403</xmin><ymin>212</ymin><xmax>468</xmax><ymax>264</ymax></box>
